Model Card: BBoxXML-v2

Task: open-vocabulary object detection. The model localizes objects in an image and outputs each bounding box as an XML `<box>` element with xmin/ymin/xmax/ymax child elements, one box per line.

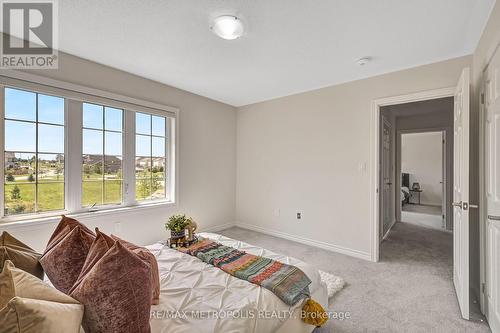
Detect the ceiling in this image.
<box><xmin>59</xmin><ymin>1</ymin><xmax>495</xmax><ymax>107</ymax></box>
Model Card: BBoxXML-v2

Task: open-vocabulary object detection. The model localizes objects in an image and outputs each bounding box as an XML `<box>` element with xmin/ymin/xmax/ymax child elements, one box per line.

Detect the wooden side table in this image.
<box><xmin>409</xmin><ymin>189</ymin><xmax>423</xmax><ymax>205</ymax></box>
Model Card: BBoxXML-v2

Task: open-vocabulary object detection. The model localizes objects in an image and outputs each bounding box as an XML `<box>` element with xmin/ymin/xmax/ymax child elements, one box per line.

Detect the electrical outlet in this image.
<box><xmin>296</xmin><ymin>212</ymin><xmax>302</xmax><ymax>220</ymax></box>
<box><xmin>114</xmin><ymin>222</ymin><xmax>121</xmax><ymax>235</ymax></box>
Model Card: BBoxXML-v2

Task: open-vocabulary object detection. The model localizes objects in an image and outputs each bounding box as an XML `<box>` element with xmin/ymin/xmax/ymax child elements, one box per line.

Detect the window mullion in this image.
<box><xmin>65</xmin><ymin>99</ymin><xmax>82</xmax><ymax>213</ymax></box>
<box><xmin>123</xmin><ymin>109</ymin><xmax>135</xmax><ymax>206</ymax></box>
<box><xmin>0</xmin><ymin>87</ymin><xmax>5</xmax><ymax>217</ymax></box>
<box><xmin>168</xmin><ymin>117</ymin><xmax>176</xmax><ymax>203</ymax></box>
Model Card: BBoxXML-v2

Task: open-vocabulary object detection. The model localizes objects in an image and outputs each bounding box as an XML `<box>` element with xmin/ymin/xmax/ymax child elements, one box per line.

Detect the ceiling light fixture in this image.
<box><xmin>211</xmin><ymin>15</ymin><xmax>244</xmax><ymax>40</ymax></box>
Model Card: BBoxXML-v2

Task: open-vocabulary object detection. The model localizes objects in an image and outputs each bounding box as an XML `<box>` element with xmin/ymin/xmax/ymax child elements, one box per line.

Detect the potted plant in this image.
<box><xmin>165</xmin><ymin>214</ymin><xmax>191</xmax><ymax>239</ymax></box>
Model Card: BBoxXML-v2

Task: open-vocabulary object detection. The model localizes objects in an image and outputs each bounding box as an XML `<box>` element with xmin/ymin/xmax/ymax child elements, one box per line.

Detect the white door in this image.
<box><xmin>453</xmin><ymin>67</ymin><xmax>470</xmax><ymax>320</ymax></box>
<box><xmin>485</xmin><ymin>47</ymin><xmax>500</xmax><ymax>332</ymax></box>
<box><xmin>381</xmin><ymin>118</ymin><xmax>392</xmax><ymax>239</ymax></box>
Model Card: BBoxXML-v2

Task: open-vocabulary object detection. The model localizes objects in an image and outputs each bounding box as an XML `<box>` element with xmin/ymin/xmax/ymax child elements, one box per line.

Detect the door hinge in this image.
<box><xmin>482</xmin><ymin>283</ymin><xmax>486</xmax><ymax>294</ymax></box>
<box><xmin>481</xmin><ymin>93</ymin><xmax>485</xmax><ymax>105</ymax></box>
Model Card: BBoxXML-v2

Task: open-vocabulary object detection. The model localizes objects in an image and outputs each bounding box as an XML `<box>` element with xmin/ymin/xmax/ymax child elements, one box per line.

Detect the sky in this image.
<box><xmin>4</xmin><ymin>88</ymin><xmax>166</xmax><ymax>157</ymax></box>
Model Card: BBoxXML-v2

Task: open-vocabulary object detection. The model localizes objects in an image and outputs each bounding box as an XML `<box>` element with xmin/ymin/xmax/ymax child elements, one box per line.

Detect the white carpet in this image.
<box><xmin>318</xmin><ymin>270</ymin><xmax>345</xmax><ymax>298</ymax></box>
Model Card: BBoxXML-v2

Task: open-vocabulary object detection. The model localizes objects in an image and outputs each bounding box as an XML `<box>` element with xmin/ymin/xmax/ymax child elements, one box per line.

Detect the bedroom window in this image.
<box><xmin>135</xmin><ymin>112</ymin><xmax>168</xmax><ymax>202</ymax></box>
<box><xmin>3</xmin><ymin>88</ymin><xmax>65</xmax><ymax>216</ymax></box>
<box><xmin>82</xmin><ymin>103</ymin><xmax>123</xmax><ymax>207</ymax></box>
<box><xmin>1</xmin><ymin>76</ymin><xmax>177</xmax><ymax>222</ymax></box>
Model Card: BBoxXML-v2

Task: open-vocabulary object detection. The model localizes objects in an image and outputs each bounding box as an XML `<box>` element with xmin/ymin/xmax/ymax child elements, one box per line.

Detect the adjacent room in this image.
<box><xmin>401</xmin><ymin>131</ymin><xmax>446</xmax><ymax>230</ymax></box>
<box><xmin>1</xmin><ymin>1</ymin><xmax>500</xmax><ymax>333</ymax></box>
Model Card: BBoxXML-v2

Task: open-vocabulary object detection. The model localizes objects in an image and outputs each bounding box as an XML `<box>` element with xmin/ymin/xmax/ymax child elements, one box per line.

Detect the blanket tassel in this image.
<box><xmin>301</xmin><ymin>298</ymin><xmax>328</xmax><ymax>327</ymax></box>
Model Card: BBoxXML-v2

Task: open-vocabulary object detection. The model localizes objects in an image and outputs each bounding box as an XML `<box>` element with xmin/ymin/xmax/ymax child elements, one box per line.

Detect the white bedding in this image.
<box><xmin>147</xmin><ymin>232</ymin><xmax>328</xmax><ymax>333</ymax></box>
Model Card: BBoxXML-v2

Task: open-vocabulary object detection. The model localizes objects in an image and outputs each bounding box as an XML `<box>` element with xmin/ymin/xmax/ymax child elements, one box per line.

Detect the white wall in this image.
<box><xmin>401</xmin><ymin>132</ymin><xmax>443</xmax><ymax>206</ymax></box>
<box><xmin>236</xmin><ymin>56</ymin><xmax>471</xmax><ymax>258</ymax></box>
<box><xmin>0</xmin><ymin>51</ymin><xmax>237</xmax><ymax>252</ymax></box>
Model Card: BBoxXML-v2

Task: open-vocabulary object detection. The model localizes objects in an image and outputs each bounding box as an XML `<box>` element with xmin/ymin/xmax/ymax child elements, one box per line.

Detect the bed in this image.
<box><xmin>146</xmin><ymin>232</ymin><xmax>329</xmax><ymax>333</ymax></box>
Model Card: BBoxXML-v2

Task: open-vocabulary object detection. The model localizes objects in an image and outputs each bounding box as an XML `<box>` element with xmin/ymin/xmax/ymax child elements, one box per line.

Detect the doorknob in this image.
<box><xmin>488</xmin><ymin>215</ymin><xmax>500</xmax><ymax>221</ymax></box>
<box><xmin>452</xmin><ymin>202</ymin><xmax>463</xmax><ymax>208</ymax></box>
<box><xmin>469</xmin><ymin>204</ymin><xmax>479</xmax><ymax>209</ymax></box>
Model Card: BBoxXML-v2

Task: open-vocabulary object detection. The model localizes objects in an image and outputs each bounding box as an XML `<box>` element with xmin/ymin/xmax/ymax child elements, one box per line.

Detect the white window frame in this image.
<box><xmin>0</xmin><ymin>70</ymin><xmax>178</xmax><ymax>223</ymax></box>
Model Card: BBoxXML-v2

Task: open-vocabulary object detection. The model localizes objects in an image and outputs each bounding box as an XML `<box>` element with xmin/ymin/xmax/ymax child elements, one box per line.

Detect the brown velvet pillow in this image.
<box><xmin>70</xmin><ymin>241</ymin><xmax>152</xmax><ymax>333</ymax></box>
<box><xmin>46</xmin><ymin>215</ymin><xmax>95</xmax><ymax>250</ymax></box>
<box><xmin>70</xmin><ymin>228</ymin><xmax>113</xmax><ymax>290</ymax></box>
<box><xmin>111</xmin><ymin>234</ymin><xmax>160</xmax><ymax>305</ymax></box>
<box><xmin>40</xmin><ymin>225</ymin><xmax>95</xmax><ymax>294</ymax></box>
<box><xmin>0</xmin><ymin>231</ymin><xmax>43</xmax><ymax>279</ymax></box>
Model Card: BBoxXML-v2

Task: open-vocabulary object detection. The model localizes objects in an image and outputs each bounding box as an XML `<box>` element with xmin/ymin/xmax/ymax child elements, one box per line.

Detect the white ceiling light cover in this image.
<box><xmin>211</xmin><ymin>15</ymin><xmax>244</xmax><ymax>40</ymax></box>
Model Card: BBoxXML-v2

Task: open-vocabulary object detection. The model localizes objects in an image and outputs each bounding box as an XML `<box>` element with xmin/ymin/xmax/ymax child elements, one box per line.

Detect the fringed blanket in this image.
<box><xmin>178</xmin><ymin>237</ymin><xmax>328</xmax><ymax>326</ymax></box>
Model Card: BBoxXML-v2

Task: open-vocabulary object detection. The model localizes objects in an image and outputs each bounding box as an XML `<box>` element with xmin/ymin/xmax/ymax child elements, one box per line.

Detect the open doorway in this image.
<box><xmin>400</xmin><ymin>131</ymin><xmax>447</xmax><ymax>231</ymax></box>
<box><xmin>378</xmin><ymin>96</ymin><xmax>454</xmax><ymax>241</ymax></box>
<box><xmin>372</xmin><ymin>69</ymin><xmax>475</xmax><ymax>320</ymax></box>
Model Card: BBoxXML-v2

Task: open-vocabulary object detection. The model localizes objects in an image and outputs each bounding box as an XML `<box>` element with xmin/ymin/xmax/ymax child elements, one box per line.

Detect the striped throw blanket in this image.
<box><xmin>178</xmin><ymin>237</ymin><xmax>311</xmax><ymax>306</ymax></box>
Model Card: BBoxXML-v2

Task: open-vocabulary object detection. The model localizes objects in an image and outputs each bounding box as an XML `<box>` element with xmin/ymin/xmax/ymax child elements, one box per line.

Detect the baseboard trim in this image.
<box><xmin>200</xmin><ymin>222</ymin><xmax>236</xmax><ymax>233</ymax></box>
<box><xmin>235</xmin><ymin>222</ymin><xmax>372</xmax><ymax>261</ymax></box>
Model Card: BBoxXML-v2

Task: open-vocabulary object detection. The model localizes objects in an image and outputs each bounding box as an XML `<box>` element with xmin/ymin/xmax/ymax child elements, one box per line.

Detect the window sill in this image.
<box><xmin>0</xmin><ymin>201</ymin><xmax>176</xmax><ymax>228</ymax></box>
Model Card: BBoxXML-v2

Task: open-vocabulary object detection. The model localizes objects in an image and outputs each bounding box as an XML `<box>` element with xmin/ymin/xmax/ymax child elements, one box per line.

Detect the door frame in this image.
<box><xmin>396</xmin><ymin>128</ymin><xmax>448</xmax><ymax>230</ymax></box>
<box><xmin>370</xmin><ymin>87</ymin><xmax>455</xmax><ymax>262</ymax></box>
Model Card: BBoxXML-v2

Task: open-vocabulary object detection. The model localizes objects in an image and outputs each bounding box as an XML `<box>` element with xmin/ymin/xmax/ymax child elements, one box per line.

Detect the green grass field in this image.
<box><xmin>4</xmin><ymin>176</ymin><xmax>164</xmax><ymax>215</ymax></box>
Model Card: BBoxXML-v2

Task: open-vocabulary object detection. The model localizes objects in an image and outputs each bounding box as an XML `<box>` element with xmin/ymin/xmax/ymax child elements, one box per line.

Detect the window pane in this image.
<box><xmin>38</xmin><ymin>124</ymin><xmax>64</xmax><ymax>153</ymax></box>
<box><xmin>152</xmin><ymin>158</ymin><xmax>165</xmax><ymax>179</ymax></box>
<box><xmin>83</xmin><ymin>103</ymin><xmax>103</xmax><ymax>129</ymax></box>
<box><xmin>83</xmin><ymin>129</ymin><xmax>103</xmax><ymax>155</ymax></box>
<box><xmin>82</xmin><ymin>181</ymin><xmax>102</xmax><ymax>207</ymax></box>
<box><xmin>104</xmin><ymin>156</ymin><xmax>122</xmax><ymax>180</ymax></box>
<box><xmin>105</xmin><ymin>107</ymin><xmax>122</xmax><ymax>131</ymax></box>
<box><xmin>38</xmin><ymin>94</ymin><xmax>64</xmax><ymax>125</ymax></box>
<box><xmin>136</xmin><ymin>178</ymin><xmax>151</xmax><ymax>200</ymax></box>
<box><xmin>38</xmin><ymin>154</ymin><xmax>64</xmax><ymax>182</ymax></box>
<box><xmin>4</xmin><ymin>184</ymin><xmax>35</xmax><ymax>215</ymax></box>
<box><xmin>5</xmin><ymin>120</ymin><xmax>36</xmax><ymax>152</ymax></box>
<box><xmin>5</xmin><ymin>88</ymin><xmax>36</xmax><ymax>121</ymax></box>
<box><xmin>135</xmin><ymin>157</ymin><xmax>151</xmax><ymax>179</ymax></box>
<box><xmin>136</xmin><ymin>113</ymin><xmax>150</xmax><ymax>135</ymax></box>
<box><xmin>82</xmin><ymin>155</ymin><xmax>103</xmax><ymax>180</ymax></box>
<box><xmin>105</xmin><ymin>131</ymin><xmax>122</xmax><ymax>155</ymax></box>
<box><xmin>104</xmin><ymin>180</ymin><xmax>121</xmax><ymax>204</ymax></box>
<box><xmin>5</xmin><ymin>152</ymin><xmax>35</xmax><ymax>183</ymax></box>
<box><xmin>152</xmin><ymin>116</ymin><xmax>165</xmax><ymax>136</ymax></box>
<box><xmin>136</xmin><ymin>135</ymin><xmax>150</xmax><ymax>156</ymax></box>
<box><xmin>37</xmin><ymin>183</ymin><xmax>64</xmax><ymax>211</ymax></box>
<box><xmin>151</xmin><ymin>177</ymin><xmax>165</xmax><ymax>199</ymax></box>
<box><xmin>152</xmin><ymin>137</ymin><xmax>165</xmax><ymax>157</ymax></box>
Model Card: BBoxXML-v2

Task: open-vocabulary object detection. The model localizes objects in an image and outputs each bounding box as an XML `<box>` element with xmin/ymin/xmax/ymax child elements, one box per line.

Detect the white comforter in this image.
<box><xmin>147</xmin><ymin>232</ymin><xmax>328</xmax><ymax>333</ymax></box>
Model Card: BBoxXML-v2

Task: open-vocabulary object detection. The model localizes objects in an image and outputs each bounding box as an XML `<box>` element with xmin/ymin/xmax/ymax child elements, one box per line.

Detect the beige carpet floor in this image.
<box><xmin>402</xmin><ymin>203</ymin><xmax>442</xmax><ymax>215</ymax></box>
<box><xmin>218</xmin><ymin>222</ymin><xmax>491</xmax><ymax>333</ymax></box>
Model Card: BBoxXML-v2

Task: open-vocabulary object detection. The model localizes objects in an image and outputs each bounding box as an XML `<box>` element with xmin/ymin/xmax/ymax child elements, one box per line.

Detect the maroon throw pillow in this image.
<box><xmin>111</xmin><ymin>234</ymin><xmax>160</xmax><ymax>305</ymax></box>
<box><xmin>70</xmin><ymin>229</ymin><xmax>113</xmax><ymax>291</ymax></box>
<box><xmin>70</xmin><ymin>241</ymin><xmax>152</xmax><ymax>333</ymax></box>
<box><xmin>40</xmin><ymin>226</ymin><xmax>95</xmax><ymax>293</ymax></box>
<box><xmin>46</xmin><ymin>215</ymin><xmax>95</xmax><ymax>250</ymax></box>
